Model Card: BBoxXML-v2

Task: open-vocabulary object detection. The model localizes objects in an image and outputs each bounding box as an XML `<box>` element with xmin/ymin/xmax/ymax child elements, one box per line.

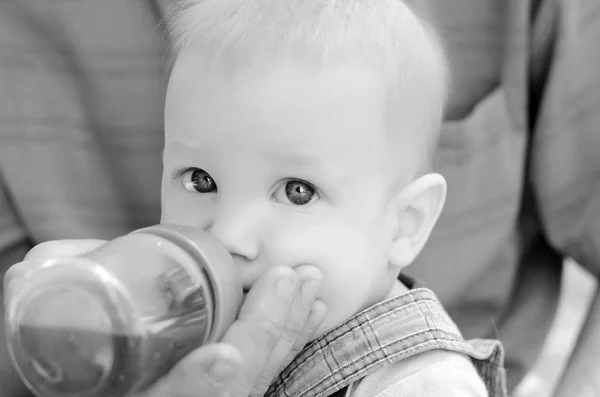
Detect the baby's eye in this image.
<box><xmin>179</xmin><ymin>168</ymin><xmax>217</xmax><ymax>193</ymax></box>
<box><xmin>273</xmin><ymin>180</ymin><xmax>318</xmax><ymax>206</ymax></box>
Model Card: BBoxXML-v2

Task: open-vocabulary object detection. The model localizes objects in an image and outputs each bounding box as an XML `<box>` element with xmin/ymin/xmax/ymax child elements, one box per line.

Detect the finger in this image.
<box><xmin>24</xmin><ymin>239</ymin><xmax>107</xmax><ymax>260</ymax></box>
<box><xmin>221</xmin><ymin>266</ymin><xmax>299</xmax><ymax>397</ymax></box>
<box><xmin>144</xmin><ymin>343</ymin><xmax>242</xmax><ymax>397</ymax></box>
<box><xmin>5</xmin><ymin>240</ymin><xmax>108</xmax><ymax>289</ymax></box>
<box><xmin>276</xmin><ymin>299</ymin><xmax>327</xmax><ymax>378</ymax></box>
<box><xmin>250</xmin><ymin>266</ymin><xmax>323</xmax><ymax>396</ymax></box>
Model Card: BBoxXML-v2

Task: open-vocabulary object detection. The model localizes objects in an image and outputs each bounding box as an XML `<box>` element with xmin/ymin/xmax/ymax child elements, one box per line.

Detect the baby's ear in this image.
<box><xmin>388</xmin><ymin>173</ymin><xmax>446</xmax><ymax>270</ymax></box>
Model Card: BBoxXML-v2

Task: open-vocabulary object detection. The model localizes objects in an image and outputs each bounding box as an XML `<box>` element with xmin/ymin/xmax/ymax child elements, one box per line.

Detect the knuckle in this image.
<box><xmin>277</xmin><ymin>318</ymin><xmax>304</xmax><ymax>346</ymax></box>
<box><xmin>251</xmin><ymin>319</ymin><xmax>284</xmax><ymax>346</ymax></box>
<box><xmin>284</xmin><ymin>317</ymin><xmax>304</xmax><ymax>337</ymax></box>
<box><xmin>279</xmin><ymin>330</ymin><xmax>299</xmax><ymax>347</ymax></box>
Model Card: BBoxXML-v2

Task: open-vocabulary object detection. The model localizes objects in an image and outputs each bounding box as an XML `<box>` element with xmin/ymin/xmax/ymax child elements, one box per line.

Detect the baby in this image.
<box><xmin>159</xmin><ymin>0</ymin><xmax>506</xmax><ymax>396</ymax></box>
<box><xmin>3</xmin><ymin>0</ymin><xmax>506</xmax><ymax>396</ymax></box>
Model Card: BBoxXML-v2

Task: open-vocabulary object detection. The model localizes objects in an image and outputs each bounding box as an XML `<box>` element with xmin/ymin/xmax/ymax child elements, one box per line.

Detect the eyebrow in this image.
<box><xmin>271</xmin><ymin>150</ymin><xmax>321</xmax><ymax>168</ymax></box>
<box><xmin>164</xmin><ymin>141</ymin><xmax>325</xmax><ymax>178</ymax></box>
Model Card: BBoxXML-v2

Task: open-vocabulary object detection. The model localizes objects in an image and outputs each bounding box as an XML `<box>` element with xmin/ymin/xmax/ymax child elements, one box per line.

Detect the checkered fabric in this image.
<box><xmin>265</xmin><ymin>288</ymin><xmax>507</xmax><ymax>397</ymax></box>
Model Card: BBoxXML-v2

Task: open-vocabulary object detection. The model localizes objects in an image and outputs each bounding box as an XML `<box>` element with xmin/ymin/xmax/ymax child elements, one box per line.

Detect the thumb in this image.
<box><xmin>4</xmin><ymin>239</ymin><xmax>108</xmax><ymax>296</ymax></box>
<box><xmin>24</xmin><ymin>239</ymin><xmax>108</xmax><ymax>261</ymax></box>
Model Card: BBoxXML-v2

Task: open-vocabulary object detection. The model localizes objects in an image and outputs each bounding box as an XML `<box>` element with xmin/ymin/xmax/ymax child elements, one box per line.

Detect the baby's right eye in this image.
<box><xmin>179</xmin><ymin>168</ymin><xmax>217</xmax><ymax>193</ymax></box>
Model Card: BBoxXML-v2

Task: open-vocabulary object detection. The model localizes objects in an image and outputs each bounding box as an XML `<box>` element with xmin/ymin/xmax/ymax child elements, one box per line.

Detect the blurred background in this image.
<box><xmin>1</xmin><ymin>2</ymin><xmax>599</xmax><ymax>397</ymax></box>
<box><xmin>515</xmin><ymin>260</ymin><xmax>596</xmax><ymax>397</ymax></box>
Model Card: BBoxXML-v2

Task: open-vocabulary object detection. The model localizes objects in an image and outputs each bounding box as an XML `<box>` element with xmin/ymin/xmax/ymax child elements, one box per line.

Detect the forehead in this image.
<box><xmin>167</xmin><ymin>54</ymin><xmax>393</xmax><ymax>155</ymax></box>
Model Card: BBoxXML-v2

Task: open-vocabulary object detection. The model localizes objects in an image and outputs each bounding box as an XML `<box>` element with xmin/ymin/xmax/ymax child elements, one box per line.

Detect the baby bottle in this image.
<box><xmin>3</xmin><ymin>224</ymin><xmax>242</xmax><ymax>397</ymax></box>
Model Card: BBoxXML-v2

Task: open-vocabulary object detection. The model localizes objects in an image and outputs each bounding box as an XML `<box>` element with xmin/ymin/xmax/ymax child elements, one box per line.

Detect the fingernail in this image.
<box><xmin>209</xmin><ymin>358</ymin><xmax>237</xmax><ymax>383</ymax></box>
<box><xmin>301</xmin><ymin>278</ymin><xmax>322</xmax><ymax>308</ymax></box>
<box><xmin>276</xmin><ymin>273</ymin><xmax>297</xmax><ymax>300</ymax></box>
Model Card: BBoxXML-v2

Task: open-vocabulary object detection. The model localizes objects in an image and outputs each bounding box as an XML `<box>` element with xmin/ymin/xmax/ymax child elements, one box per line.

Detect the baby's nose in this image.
<box><xmin>206</xmin><ymin>207</ymin><xmax>262</xmax><ymax>262</ymax></box>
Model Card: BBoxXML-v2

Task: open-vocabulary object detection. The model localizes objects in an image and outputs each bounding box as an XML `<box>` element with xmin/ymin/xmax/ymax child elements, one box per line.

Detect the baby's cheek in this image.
<box><xmin>313</xmin><ymin>276</ymin><xmax>365</xmax><ymax>333</ymax></box>
<box><xmin>266</xmin><ymin>222</ymin><xmax>375</xmax><ymax>327</ymax></box>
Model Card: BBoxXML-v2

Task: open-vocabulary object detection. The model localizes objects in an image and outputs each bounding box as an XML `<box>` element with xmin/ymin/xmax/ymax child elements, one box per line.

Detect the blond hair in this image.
<box><xmin>165</xmin><ymin>0</ymin><xmax>448</xmax><ymax>175</ymax></box>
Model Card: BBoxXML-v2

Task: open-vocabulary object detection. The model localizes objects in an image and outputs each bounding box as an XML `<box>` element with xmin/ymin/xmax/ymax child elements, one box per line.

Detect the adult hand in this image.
<box><xmin>145</xmin><ymin>264</ymin><xmax>326</xmax><ymax>397</ymax></box>
<box><xmin>9</xmin><ymin>240</ymin><xmax>327</xmax><ymax>397</ymax></box>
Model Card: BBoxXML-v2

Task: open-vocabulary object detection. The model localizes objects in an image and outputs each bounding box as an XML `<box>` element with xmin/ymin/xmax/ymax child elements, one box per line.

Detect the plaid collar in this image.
<box><xmin>266</xmin><ymin>286</ymin><xmax>507</xmax><ymax>397</ymax></box>
<box><xmin>266</xmin><ymin>288</ymin><xmax>464</xmax><ymax>397</ymax></box>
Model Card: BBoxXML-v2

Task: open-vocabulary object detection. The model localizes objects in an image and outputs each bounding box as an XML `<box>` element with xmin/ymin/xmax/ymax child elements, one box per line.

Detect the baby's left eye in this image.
<box><xmin>272</xmin><ymin>180</ymin><xmax>318</xmax><ymax>206</ymax></box>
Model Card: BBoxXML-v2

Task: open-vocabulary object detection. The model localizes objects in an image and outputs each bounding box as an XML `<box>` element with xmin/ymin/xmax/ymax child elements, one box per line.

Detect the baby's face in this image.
<box><xmin>162</xmin><ymin>54</ymin><xmax>407</xmax><ymax>337</ymax></box>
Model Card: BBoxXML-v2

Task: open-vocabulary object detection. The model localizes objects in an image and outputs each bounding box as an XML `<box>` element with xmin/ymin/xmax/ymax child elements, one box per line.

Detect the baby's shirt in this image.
<box><xmin>348</xmin><ymin>349</ymin><xmax>487</xmax><ymax>397</ymax></box>
<box><xmin>265</xmin><ymin>284</ymin><xmax>506</xmax><ymax>397</ymax></box>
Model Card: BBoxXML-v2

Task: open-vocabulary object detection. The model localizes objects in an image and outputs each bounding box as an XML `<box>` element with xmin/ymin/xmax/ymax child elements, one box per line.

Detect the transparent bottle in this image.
<box><xmin>4</xmin><ymin>224</ymin><xmax>242</xmax><ymax>397</ymax></box>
